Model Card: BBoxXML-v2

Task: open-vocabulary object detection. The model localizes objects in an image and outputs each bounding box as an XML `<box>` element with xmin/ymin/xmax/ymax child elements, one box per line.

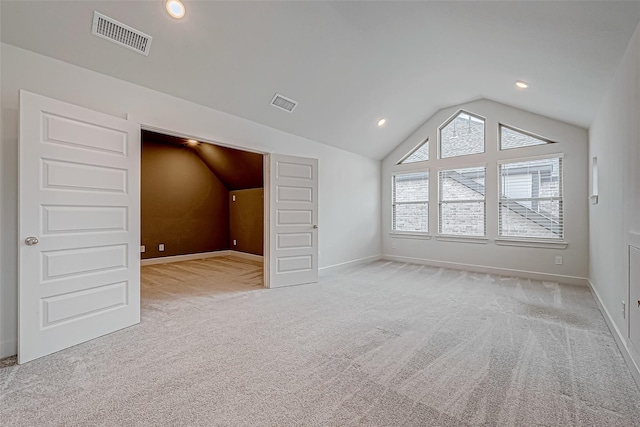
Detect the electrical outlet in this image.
<box><xmin>233</xmin><ymin>240</ymin><xmax>237</xmax><ymax>246</ymax></box>
<box><xmin>622</xmin><ymin>301</ymin><xmax>626</xmax><ymax>318</ymax></box>
<box><xmin>159</xmin><ymin>244</ymin><xmax>165</xmax><ymax>252</ymax></box>
<box><xmin>140</xmin><ymin>245</ymin><xmax>145</xmax><ymax>253</ymax></box>
<box><xmin>392</xmin><ymin>242</ymin><xmax>397</xmax><ymax>249</ymax></box>
<box><xmin>555</xmin><ymin>256</ymin><xmax>563</xmax><ymax>265</ymax></box>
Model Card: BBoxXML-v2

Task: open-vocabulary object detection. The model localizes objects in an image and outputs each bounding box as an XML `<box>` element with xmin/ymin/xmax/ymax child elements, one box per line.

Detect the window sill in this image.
<box><xmin>435</xmin><ymin>235</ymin><xmax>489</xmax><ymax>244</ymax></box>
<box><xmin>495</xmin><ymin>238</ymin><xmax>568</xmax><ymax>249</ymax></box>
<box><xmin>390</xmin><ymin>232</ymin><xmax>431</xmax><ymax>240</ymax></box>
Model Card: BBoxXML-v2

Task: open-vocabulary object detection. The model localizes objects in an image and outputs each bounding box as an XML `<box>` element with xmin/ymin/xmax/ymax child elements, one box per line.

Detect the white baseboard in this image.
<box><xmin>141</xmin><ymin>250</ymin><xmax>264</xmax><ymax>266</ymax></box>
<box><xmin>1</xmin><ymin>338</ymin><xmax>17</xmax><ymax>359</ymax></box>
<box><xmin>319</xmin><ymin>254</ymin><xmax>382</xmax><ymax>276</ymax></box>
<box><xmin>587</xmin><ymin>279</ymin><xmax>640</xmax><ymax>389</ymax></box>
<box><xmin>382</xmin><ymin>254</ymin><xmax>589</xmax><ymax>286</ymax></box>
<box><xmin>229</xmin><ymin>251</ymin><xmax>264</xmax><ymax>262</ymax></box>
<box><xmin>141</xmin><ymin>250</ymin><xmax>234</xmax><ymax>266</ymax></box>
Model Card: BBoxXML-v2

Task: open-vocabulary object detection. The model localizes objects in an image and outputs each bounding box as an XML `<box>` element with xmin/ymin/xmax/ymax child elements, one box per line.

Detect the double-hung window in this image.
<box><xmin>438</xmin><ymin>166</ymin><xmax>486</xmax><ymax>236</ymax></box>
<box><xmin>498</xmin><ymin>156</ymin><xmax>563</xmax><ymax>239</ymax></box>
<box><xmin>392</xmin><ymin>171</ymin><xmax>429</xmax><ymax>233</ymax></box>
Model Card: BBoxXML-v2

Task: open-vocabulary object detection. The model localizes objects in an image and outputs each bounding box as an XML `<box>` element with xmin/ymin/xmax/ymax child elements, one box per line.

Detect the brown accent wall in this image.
<box><xmin>195</xmin><ymin>143</ymin><xmax>263</xmax><ymax>190</ymax></box>
<box><xmin>229</xmin><ymin>188</ymin><xmax>264</xmax><ymax>256</ymax></box>
<box><xmin>141</xmin><ymin>139</ymin><xmax>230</xmax><ymax>259</ymax></box>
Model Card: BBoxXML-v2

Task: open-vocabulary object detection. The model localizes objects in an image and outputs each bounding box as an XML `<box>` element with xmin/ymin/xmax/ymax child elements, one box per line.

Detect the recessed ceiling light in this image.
<box><xmin>377</xmin><ymin>118</ymin><xmax>387</xmax><ymax>127</ymax></box>
<box><xmin>186</xmin><ymin>139</ymin><xmax>198</xmax><ymax>146</ymax></box>
<box><xmin>515</xmin><ymin>80</ymin><xmax>529</xmax><ymax>89</ymax></box>
<box><xmin>166</xmin><ymin>0</ymin><xmax>185</xmax><ymax>19</ymax></box>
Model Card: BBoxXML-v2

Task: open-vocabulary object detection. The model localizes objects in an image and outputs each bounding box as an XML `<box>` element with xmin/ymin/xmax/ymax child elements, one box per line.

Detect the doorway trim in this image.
<box><xmin>139</xmin><ymin>124</ymin><xmax>271</xmax><ymax>288</ymax></box>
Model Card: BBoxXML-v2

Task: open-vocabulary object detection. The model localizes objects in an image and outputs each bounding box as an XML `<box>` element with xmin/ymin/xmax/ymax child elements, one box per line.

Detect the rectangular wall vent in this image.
<box><xmin>91</xmin><ymin>11</ymin><xmax>153</xmax><ymax>56</ymax></box>
<box><xmin>270</xmin><ymin>93</ymin><xmax>298</xmax><ymax>113</ymax></box>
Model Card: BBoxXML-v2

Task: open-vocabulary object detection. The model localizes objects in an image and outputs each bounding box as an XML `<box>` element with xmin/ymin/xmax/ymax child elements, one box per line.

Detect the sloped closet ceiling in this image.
<box><xmin>142</xmin><ymin>130</ymin><xmax>263</xmax><ymax>190</ymax></box>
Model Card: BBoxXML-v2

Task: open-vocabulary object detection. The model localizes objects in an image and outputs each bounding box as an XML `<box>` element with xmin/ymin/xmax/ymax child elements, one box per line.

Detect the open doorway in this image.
<box><xmin>17</xmin><ymin>91</ymin><xmax>318</xmax><ymax>363</ymax></box>
<box><xmin>140</xmin><ymin>130</ymin><xmax>265</xmax><ymax>291</ymax></box>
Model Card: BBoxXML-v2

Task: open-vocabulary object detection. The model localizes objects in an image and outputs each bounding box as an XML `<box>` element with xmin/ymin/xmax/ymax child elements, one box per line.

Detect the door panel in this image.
<box><xmin>42</xmin><ymin>281</ymin><xmax>128</xmax><ymax>327</ymax></box>
<box><xmin>42</xmin><ymin>244</ymin><xmax>128</xmax><ymax>280</ymax></box>
<box><xmin>269</xmin><ymin>154</ymin><xmax>318</xmax><ymax>288</ymax></box>
<box><xmin>277</xmin><ymin>210</ymin><xmax>312</xmax><ymax>225</ymax></box>
<box><xmin>277</xmin><ymin>185</ymin><xmax>313</xmax><ymax>202</ymax></box>
<box><xmin>43</xmin><ymin>159</ymin><xmax>128</xmax><ymax>192</ymax></box>
<box><xmin>42</xmin><ymin>205</ymin><xmax>128</xmax><ymax>234</ymax></box>
<box><xmin>43</xmin><ymin>113</ymin><xmax>128</xmax><ymax>155</ymax></box>
<box><xmin>19</xmin><ymin>90</ymin><xmax>140</xmax><ymax>363</ymax></box>
<box><xmin>277</xmin><ymin>232</ymin><xmax>313</xmax><ymax>249</ymax></box>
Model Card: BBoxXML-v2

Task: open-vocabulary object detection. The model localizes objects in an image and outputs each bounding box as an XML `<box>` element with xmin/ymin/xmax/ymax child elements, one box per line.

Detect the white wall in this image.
<box><xmin>589</xmin><ymin>22</ymin><xmax>640</xmax><ymax>374</ymax></box>
<box><xmin>0</xmin><ymin>43</ymin><xmax>382</xmax><ymax>357</ymax></box>
<box><xmin>382</xmin><ymin>99</ymin><xmax>589</xmax><ymax>283</ymax></box>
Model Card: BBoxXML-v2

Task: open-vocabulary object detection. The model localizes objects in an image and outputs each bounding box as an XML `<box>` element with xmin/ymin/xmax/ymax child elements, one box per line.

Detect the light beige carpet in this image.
<box><xmin>1</xmin><ymin>257</ymin><xmax>639</xmax><ymax>426</ymax></box>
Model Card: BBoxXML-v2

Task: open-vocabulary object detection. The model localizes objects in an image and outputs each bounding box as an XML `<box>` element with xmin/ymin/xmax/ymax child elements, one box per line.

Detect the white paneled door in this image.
<box><xmin>19</xmin><ymin>90</ymin><xmax>140</xmax><ymax>363</ymax></box>
<box><xmin>269</xmin><ymin>154</ymin><xmax>318</xmax><ymax>288</ymax></box>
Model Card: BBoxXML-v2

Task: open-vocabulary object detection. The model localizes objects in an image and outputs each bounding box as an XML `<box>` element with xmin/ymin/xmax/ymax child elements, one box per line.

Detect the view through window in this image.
<box><xmin>392</xmin><ymin>171</ymin><xmax>429</xmax><ymax>232</ymax></box>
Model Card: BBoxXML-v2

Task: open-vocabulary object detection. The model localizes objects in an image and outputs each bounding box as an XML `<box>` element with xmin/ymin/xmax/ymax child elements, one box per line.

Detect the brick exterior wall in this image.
<box><xmin>440</xmin><ymin>114</ymin><xmax>484</xmax><ymax>158</ymax></box>
<box><xmin>439</xmin><ymin>173</ymin><xmax>485</xmax><ymax>235</ymax></box>
<box><xmin>501</xmin><ymin>126</ymin><xmax>549</xmax><ymax>149</ymax></box>
<box><xmin>499</xmin><ymin>206</ymin><xmax>558</xmax><ymax>238</ymax></box>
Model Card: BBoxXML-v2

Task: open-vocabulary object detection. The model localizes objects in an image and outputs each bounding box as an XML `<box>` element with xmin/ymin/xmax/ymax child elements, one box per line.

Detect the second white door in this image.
<box><xmin>269</xmin><ymin>154</ymin><xmax>318</xmax><ymax>288</ymax></box>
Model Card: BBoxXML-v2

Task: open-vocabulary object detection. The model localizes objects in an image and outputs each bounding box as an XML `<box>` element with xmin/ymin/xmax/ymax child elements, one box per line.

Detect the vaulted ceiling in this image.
<box><xmin>2</xmin><ymin>1</ymin><xmax>640</xmax><ymax>160</ymax></box>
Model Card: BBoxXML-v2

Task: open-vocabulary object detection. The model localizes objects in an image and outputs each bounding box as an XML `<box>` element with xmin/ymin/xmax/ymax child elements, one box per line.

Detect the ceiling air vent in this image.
<box><xmin>270</xmin><ymin>93</ymin><xmax>298</xmax><ymax>113</ymax></box>
<box><xmin>91</xmin><ymin>12</ymin><xmax>153</xmax><ymax>56</ymax></box>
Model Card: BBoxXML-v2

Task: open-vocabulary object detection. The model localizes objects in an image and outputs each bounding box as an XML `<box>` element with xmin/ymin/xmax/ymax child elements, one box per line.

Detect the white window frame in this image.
<box><xmin>496</xmin><ymin>153</ymin><xmax>565</xmax><ymax>244</ymax></box>
<box><xmin>391</xmin><ymin>169</ymin><xmax>430</xmax><ymax>237</ymax></box>
<box><xmin>437</xmin><ymin>164</ymin><xmax>487</xmax><ymax>239</ymax></box>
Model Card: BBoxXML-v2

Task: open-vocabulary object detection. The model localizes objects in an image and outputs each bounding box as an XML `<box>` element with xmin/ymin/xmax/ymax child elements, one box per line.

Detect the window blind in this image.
<box><xmin>499</xmin><ymin>157</ymin><xmax>563</xmax><ymax>239</ymax></box>
<box><xmin>392</xmin><ymin>171</ymin><xmax>429</xmax><ymax>232</ymax></box>
<box><xmin>438</xmin><ymin>166</ymin><xmax>485</xmax><ymax>236</ymax></box>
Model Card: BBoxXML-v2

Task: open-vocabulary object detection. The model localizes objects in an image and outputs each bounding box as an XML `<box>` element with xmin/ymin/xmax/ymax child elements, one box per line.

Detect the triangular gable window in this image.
<box><xmin>500</xmin><ymin>125</ymin><xmax>555</xmax><ymax>150</ymax></box>
<box><xmin>398</xmin><ymin>138</ymin><xmax>429</xmax><ymax>164</ymax></box>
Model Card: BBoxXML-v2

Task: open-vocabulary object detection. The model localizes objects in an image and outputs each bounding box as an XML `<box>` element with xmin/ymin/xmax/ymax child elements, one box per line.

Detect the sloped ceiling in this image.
<box><xmin>3</xmin><ymin>1</ymin><xmax>640</xmax><ymax>160</ymax></box>
<box><xmin>142</xmin><ymin>131</ymin><xmax>263</xmax><ymax>191</ymax></box>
